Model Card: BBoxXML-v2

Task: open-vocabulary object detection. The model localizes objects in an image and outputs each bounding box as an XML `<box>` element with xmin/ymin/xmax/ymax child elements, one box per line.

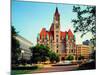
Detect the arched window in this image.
<box><xmin>57</xmin><ymin>49</ymin><xmax>58</xmax><ymax>53</ymax></box>
<box><xmin>57</xmin><ymin>44</ymin><xmax>59</xmax><ymax>48</ymax></box>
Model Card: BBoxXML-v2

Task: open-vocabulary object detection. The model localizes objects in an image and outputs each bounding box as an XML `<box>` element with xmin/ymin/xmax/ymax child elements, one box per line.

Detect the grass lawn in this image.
<box><xmin>11</xmin><ymin>65</ymin><xmax>43</xmax><ymax>75</ymax></box>
<box><xmin>11</xmin><ymin>70</ymin><xmax>34</xmax><ymax>75</ymax></box>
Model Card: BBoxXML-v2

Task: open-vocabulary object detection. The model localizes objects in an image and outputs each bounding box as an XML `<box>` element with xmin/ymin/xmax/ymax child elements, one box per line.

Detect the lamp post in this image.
<box><xmin>21</xmin><ymin>50</ymin><xmax>25</xmax><ymax>65</ymax></box>
<box><xmin>21</xmin><ymin>50</ymin><xmax>24</xmax><ymax>59</ymax></box>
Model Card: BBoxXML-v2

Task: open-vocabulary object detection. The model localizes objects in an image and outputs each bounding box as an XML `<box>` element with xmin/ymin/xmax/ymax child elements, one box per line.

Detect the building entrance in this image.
<box><xmin>61</xmin><ymin>57</ymin><xmax>65</xmax><ymax>61</ymax></box>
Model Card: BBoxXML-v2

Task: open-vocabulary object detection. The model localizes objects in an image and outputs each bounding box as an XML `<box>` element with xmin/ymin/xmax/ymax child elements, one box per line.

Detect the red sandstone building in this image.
<box><xmin>37</xmin><ymin>7</ymin><xmax>76</xmax><ymax>60</ymax></box>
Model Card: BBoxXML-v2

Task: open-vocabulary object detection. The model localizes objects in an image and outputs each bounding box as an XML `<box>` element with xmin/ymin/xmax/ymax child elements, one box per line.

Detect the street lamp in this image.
<box><xmin>21</xmin><ymin>50</ymin><xmax>25</xmax><ymax>59</ymax></box>
<box><xmin>21</xmin><ymin>50</ymin><xmax>24</xmax><ymax>53</ymax></box>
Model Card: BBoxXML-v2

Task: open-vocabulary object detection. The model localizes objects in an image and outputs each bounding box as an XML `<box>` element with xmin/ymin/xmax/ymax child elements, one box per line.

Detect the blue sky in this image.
<box><xmin>12</xmin><ymin>0</ymin><xmax>93</xmax><ymax>45</ymax></box>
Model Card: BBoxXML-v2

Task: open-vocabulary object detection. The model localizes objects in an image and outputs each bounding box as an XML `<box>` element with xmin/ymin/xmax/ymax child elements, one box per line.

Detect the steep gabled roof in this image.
<box><xmin>68</xmin><ymin>29</ymin><xmax>73</xmax><ymax>37</ymax></box>
<box><xmin>50</xmin><ymin>23</ymin><xmax>54</xmax><ymax>31</ymax></box>
<box><xmin>46</xmin><ymin>31</ymin><xmax>54</xmax><ymax>39</ymax></box>
<box><xmin>49</xmin><ymin>31</ymin><xmax>54</xmax><ymax>39</ymax></box>
<box><xmin>40</xmin><ymin>28</ymin><xmax>47</xmax><ymax>39</ymax></box>
<box><xmin>39</xmin><ymin>28</ymin><xmax>54</xmax><ymax>40</ymax></box>
<box><xmin>60</xmin><ymin>31</ymin><xmax>66</xmax><ymax>39</ymax></box>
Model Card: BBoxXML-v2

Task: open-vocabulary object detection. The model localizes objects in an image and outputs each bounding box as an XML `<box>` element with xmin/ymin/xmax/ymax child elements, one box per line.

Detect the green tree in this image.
<box><xmin>91</xmin><ymin>50</ymin><xmax>96</xmax><ymax>60</ymax></box>
<box><xmin>66</xmin><ymin>55</ymin><xmax>74</xmax><ymax>60</ymax></box>
<box><xmin>11</xmin><ymin>26</ymin><xmax>20</xmax><ymax>65</ymax></box>
<box><xmin>30</xmin><ymin>44</ymin><xmax>50</xmax><ymax>63</ymax></box>
<box><xmin>30</xmin><ymin>44</ymin><xmax>60</xmax><ymax>64</ymax></box>
<box><xmin>49</xmin><ymin>51</ymin><xmax>60</xmax><ymax>63</ymax></box>
<box><xmin>72</xmin><ymin>6</ymin><xmax>96</xmax><ymax>47</ymax></box>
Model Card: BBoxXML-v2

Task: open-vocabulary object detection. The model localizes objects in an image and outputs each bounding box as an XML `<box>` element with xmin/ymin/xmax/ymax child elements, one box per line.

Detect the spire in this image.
<box><xmin>55</xmin><ymin>7</ymin><xmax>58</xmax><ymax>13</ymax></box>
<box><xmin>55</xmin><ymin>7</ymin><xmax>60</xmax><ymax>16</ymax></box>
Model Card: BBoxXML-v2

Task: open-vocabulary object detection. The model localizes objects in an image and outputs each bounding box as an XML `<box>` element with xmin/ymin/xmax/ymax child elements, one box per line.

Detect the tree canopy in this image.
<box><xmin>49</xmin><ymin>51</ymin><xmax>60</xmax><ymax>63</ymax></box>
<box><xmin>72</xmin><ymin>6</ymin><xmax>96</xmax><ymax>37</ymax></box>
<box><xmin>11</xmin><ymin>26</ymin><xmax>20</xmax><ymax>65</ymax></box>
<box><xmin>30</xmin><ymin>44</ymin><xmax>60</xmax><ymax>63</ymax></box>
<box><xmin>30</xmin><ymin>44</ymin><xmax>49</xmax><ymax>63</ymax></box>
<box><xmin>66</xmin><ymin>54</ymin><xmax>74</xmax><ymax>60</ymax></box>
<box><xmin>72</xmin><ymin>5</ymin><xmax>96</xmax><ymax>47</ymax></box>
<box><xmin>78</xmin><ymin>55</ymin><xmax>84</xmax><ymax>60</ymax></box>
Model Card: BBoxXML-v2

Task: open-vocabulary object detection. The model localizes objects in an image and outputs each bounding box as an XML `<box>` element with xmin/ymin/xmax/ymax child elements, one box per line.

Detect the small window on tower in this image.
<box><xmin>56</xmin><ymin>31</ymin><xmax>59</xmax><ymax>33</ymax></box>
<box><xmin>51</xmin><ymin>40</ymin><xmax>52</xmax><ymax>42</ymax></box>
<box><xmin>57</xmin><ymin>50</ymin><xmax>58</xmax><ymax>53</ymax></box>
<box><xmin>56</xmin><ymin>25</ymin><xmax>59</xmax><ymax>28</ymax></box>
<box><xmin>71</xmin><ymin>49</ymin><xmax>74</xmax><ymax>53</ymax></box>
<box><xmin>57</xmin><ymin>44</ymin><xmax>59</xmax><ymax>48</ymax></box>
<box><xmin>56</xmin><ymin>35</ymin><xmax>58</xmax><ymax>37</ymax></box>
<box><xmin>56</xmin><ymin>39</ymin><xmax>58</xmax><ymax>42</ymax></box>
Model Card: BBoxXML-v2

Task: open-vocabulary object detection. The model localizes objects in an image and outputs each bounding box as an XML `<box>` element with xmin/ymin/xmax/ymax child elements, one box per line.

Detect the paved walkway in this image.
<box><xmin>33</xmin><ymin>64</ymin><xmax>79</xmax><ymax>73</ymax></box>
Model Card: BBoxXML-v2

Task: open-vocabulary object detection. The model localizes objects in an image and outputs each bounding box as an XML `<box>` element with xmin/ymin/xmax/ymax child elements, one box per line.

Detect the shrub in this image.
<box><xmin>49</xmin><ymin>51</ymin><xmax>60</xmax><ymax>63</ymax></box>
<box><xmin>66</xmin><ymin>55</ymin><xmax>74</xmax><ymax>60</ymax></box>
<box><xmin>78</xmin><ymin>55</ymin><xmax>84</xmax><ymax>60</ymax></box>
<box><xmin>12</xmin><ymin>66</ymin><xmax>38</xmax><ymax>70</ymax></box>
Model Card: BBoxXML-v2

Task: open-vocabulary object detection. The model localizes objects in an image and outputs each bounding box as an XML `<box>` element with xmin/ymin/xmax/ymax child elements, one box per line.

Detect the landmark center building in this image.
<box><xmin>37</xmin><ymin>7</ymin><xmax>76</xmax><ymax>60</ymax></box>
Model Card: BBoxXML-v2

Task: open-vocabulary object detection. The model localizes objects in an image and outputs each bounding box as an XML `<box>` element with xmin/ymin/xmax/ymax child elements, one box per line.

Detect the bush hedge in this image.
<box><xmin>12</xmin><ymin>66</ymin><xmax>38</xmax><ymax>70</ymax></box>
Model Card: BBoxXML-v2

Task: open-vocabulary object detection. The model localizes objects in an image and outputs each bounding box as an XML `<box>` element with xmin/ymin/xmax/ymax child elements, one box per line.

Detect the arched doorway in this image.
<box><xmin>61</xmin><ymin>57</ymin><xmax>65</xmax><ymax>61</ymax></box>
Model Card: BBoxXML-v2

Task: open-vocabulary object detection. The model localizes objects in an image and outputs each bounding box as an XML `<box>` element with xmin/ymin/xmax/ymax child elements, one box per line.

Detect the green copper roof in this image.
<box><xmin>46</xmin><ymin>34</ymin><xmax>49</xmax><ymax>39</ymax></box>
<box><xmin>66</xmin><ymin>34</ymin><xmax>68</xmax><ymax>40</ymax></box>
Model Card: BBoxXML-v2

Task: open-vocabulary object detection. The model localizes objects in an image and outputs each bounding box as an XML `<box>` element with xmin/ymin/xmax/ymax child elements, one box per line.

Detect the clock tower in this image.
<box><xmin>53</xmin><ymin>7</ymin><xmax>60</xmax><ymax>53</ymax></box>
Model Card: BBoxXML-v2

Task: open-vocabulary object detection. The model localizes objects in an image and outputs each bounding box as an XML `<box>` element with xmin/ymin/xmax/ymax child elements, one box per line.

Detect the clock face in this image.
<box><xmin>55</xmin><ymin>20</ymin><xmax>58</xmax><ymax>24</ymax></box>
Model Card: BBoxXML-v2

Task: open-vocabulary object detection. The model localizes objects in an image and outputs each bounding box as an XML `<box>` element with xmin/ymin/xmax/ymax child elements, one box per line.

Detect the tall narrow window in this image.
<box><xmin>56</xmin><ymin>39</ymin><xmax>58</xmax><ymax>42</ymax></box>
<box><xmin>56</xmin><ymin>25</ymin><xmax>59</xmax><ymax>28</ymax></box>
<box><xmin>56</xmin><ymin>31</ymin><xmax>59</xmax><ymax>33</ymax></box>
<box><xmin>57</xmin><ymin>44</ymin><xmax>59</xmax><ymax>48</ymax></box>
<box><xmin>56</xmin><ymin>34</ymin><xmax>58</xmax><ymax>37</ymax></box>
<box><xmin>57</xmin><ymin>50</ymin><xmax>58</xmax><ymax>53</ymax></box>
